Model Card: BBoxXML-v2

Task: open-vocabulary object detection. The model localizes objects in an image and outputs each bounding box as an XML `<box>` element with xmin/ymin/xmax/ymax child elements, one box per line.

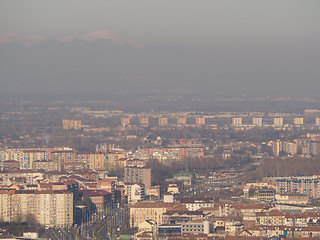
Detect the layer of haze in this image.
<box><xmin>1</xmin><ymin>0</ymin><xmax>320</xmax><ymax>98</ymax></box>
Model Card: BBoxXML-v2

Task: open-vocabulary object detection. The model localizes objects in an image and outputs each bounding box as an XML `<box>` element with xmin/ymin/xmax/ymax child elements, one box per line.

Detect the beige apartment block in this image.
<box><xmin>106</xmin><ymin>151</ymin><xmax>126</xmax><ymax>171</ymax></box>
<box><xmin>196</xmin><ymin>117</ymin><xmax>205</xmax><ymax>125</ymax></box>
<box><xmin>32</xmin><ymin>160</ymin><xmax>55</xmax><ymax>172</ymax></box>
<box><xmin>62</xmin><ymin>119</ymin><xmax>81</xmax><ymax>130</ymax></box>
<box><xmin>232</xmin><ymin>117</ymin><xmax>242</xmax><ymax>125</ymax></box>
<box><xmin>273</xmin><ymin>117</ymin><xmax>283</xmax><ymax>127</ymax></box>
<box><xmin>252</xmin><ymin>117</ymin><xmax>263</xmax><ymax>126</ymax></box>
<box><xmin>50</xmin><ymin>150</ymin><xmax>77</xmax><ymax>172</ymax></box>
<box><xmin>158</xmin><ymin>117</ymin><xmax>168</xmax><ymax>126</ymax></box>
<box><xmin>294</xmin><ymin>117</ymin><xmax>304</xmax><ymax>125</ymax></box>
<box><xmin>124</xmin><ymin>166</ymin><xmax>151</xmax><ymax>193</ymax></box>
<box><xmin>139</xmin><ymin>117</ymin><xmax>149</xmax><ymax>126</ymax></box>
<box><xmin>177</xmin><ymin>117</ymin><xmax>187</xmax><ymax>125</ymax></box>
<box><xmin>0</xmin><ymin>189</ymin><xmax>73</xmax><ymax>228</ymax></box>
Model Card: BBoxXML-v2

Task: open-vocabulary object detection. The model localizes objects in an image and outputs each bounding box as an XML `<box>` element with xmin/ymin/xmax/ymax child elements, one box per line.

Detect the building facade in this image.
<box><xmin>0</xmin><ymin>189</ymin><xmax>73</xmax><ymax>228</ymax></box>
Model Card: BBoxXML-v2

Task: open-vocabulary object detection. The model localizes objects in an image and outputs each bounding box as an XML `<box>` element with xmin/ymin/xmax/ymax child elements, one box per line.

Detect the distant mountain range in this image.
<box><xmin>1</xmin><ymin>31</ymin><xmax>319</xmax><ymax>98</ymax></box>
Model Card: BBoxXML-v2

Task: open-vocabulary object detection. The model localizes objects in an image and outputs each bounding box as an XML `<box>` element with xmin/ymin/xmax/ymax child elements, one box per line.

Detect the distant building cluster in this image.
<box><xmin>270</xmin><ymin>134</ymin><xmax>320</xmax><ymax>156</ymax></box>
<box><xmin>129</xmin><ymin>195</ymin><xmax>320</xmax><ymax>239</ymax></box>
<box><xmin>272</xmin><ymin>176</ymin><xmax>320</xmax><ymax>198</ymax></box>
<box><xmin>0</xmin><ymin>147</ymin><xmax>127</xmax><ymax>172</ymax></box>
<box><xmin>89</xmin><ymin>114</ymin><xmax>320</xmax><ymax>128</ymax></box>
<box><xmin>139</xmin><ymin>146</ymin><xmax>204</xmax><ymax>163</ymax></box>
<box><xmin>66</xmin><ymin>109</ymin><xmax>320</xmax><ymax>132</ymax></box>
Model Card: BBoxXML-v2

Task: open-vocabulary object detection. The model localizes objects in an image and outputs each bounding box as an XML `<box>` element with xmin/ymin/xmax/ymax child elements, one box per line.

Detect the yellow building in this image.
<box><xmin>107</xmin><ymin>152</ymin><xmax>125</xmax><ymax>171</ymax></box>
<box><xmin>130</xmin><ymin>202</ymin><xmax>185</xmax><ymax>227</ymax></box>
<box><xmin>77</xmin><ymin>151</ymin><xmax>125</xmax><ymax>171</ymax></box>
<box><xmin>89</xmin><ymin>153</ymin><xmax>107</xmax><ymax>170</ymax></box>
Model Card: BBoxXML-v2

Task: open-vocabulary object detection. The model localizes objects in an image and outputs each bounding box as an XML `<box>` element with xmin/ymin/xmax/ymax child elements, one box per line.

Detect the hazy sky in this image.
<box><xmin>1</xmin><ymin>0</ymin><xmax>320</xmax><ymax>97</ymax></box>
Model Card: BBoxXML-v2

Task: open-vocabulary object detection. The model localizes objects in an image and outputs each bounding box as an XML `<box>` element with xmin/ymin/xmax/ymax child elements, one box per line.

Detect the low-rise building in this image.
<box><xmin>181</xmin><ymin>219</ymin><xmax>213</xmax><ymax>235</ymax></box>
<box><xmin>130</xmin><ymin>202</ymin><xmax>186</xmax><ymax>227</ymax></box>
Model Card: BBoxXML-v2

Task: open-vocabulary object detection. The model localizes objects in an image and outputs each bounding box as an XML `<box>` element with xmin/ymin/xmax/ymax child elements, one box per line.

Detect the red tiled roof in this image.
<box><xmin>80</xmin><ymin>189</ymin><xmax>110</xmax><ymax>197</ymax></box>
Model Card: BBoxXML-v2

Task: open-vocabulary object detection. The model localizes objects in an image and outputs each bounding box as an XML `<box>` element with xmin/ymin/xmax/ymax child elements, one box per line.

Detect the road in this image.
<box><xmin>41</xmin><ymin>206</ymin><xmax>129</xmax><ymax>240</ymax></box>
<box><xmin>96</xmin><ymin>206</ymin><xmax>129</xmax><ymax>240</ymax></box>
<box><xmin>78</xmin><ymin>205</ymin><xmax>129</xmax><ymax>240</ymax></box>
<box><xmin>42</xmin><ymin>227</ymin><xmax>74</xmax><ymax>240</ymax></box>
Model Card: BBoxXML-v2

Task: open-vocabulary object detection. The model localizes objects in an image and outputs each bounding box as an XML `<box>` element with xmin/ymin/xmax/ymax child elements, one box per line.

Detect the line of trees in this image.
<box><xmin>254</xmin><ymin>156</ymin><xmax>320</xmax><ymax>178</ymax></box>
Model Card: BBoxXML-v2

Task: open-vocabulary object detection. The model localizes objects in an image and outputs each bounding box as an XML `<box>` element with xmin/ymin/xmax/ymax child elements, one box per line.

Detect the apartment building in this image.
<box><xmin>0</xmin><ymin>189</ymin><xmax>73</xmax><ymax>228</ymax></box>
<box><xmin>121</xmin><ymin>117</ymin><xmax>131</xmax><ymax>127</ymax></box>
<box><xmin>270</xmin><ymin>140</ymin><xmax>297</xmax><ymax>156</ymax></box>
<box><xmin>62</xmin><ymin>119</ymin><xmax>81</xmax><ymax>130</ymax></box>
<box><xmin>0</xmin><ymin>149</ymin><xmax>50</xmax><ymax>170</ymax></box>
<box><xmin>32</xmin><ymin>160</ymin><xmax>55</xmax><ymax>172</ymax></box>
<box><xmin>232</xmin><ymin>117</ymin><xmax>242</xmax><ymax>126</ymax></box>
<box><xmin>256</xmin><ymin>210</ymin><xmax>285</xmax><ymax>226</ymax></box>
<box><xmin>177</xmin><ymin>117</ymin><xmax>187</xmax><ymax>125</ymax></box>
<box><xmin>22</xmin><ymin>150</ymin><xmax>50</xmax><ymax>169</ymax></box>
<box><xmin>158</xmin><ymin>117</ymin><xmax>168</xmax><ymax>126</ymax></box>
<box><xmin>294</xmin><ymin>117</ymin><xmax>304</xmax><ymax>125</ymax></box>
<box><xmin>124</xmin><ymin>183</ymin><xmax>145</xmax><ymax>203</ymax></box>
<box><xmin>275</xmin><ymin>176</ymin><xmax>320</xmax><ymax>198</ymax></box>
<box><xmin>252</xmin><ymin>117</ymin><xmax>263</xmax><ymax>126</ymax></box>
<box><xmin>273</xmin><ymin>117</ymin><xmax>284</xmax><ymax>127</ymax></box>
<box><xmin>255</xmin><ymin>210</ymin><xmax>320</xmax><ymax>228</ymax></box>
<box><xmin>87</xmin><ymin>153</ymin><xmax>107</xmax><ymax>170</ymax></box>
<box><xmin>196</xmin><ymin>117</ymin><xmax>205</xmax><ymax>125</ymax></box>
<box><xmin>80</xmin><ymin>189</ymin><xmax>112</xmax><ymax>214</ymax></box>
<box><xmin>181</xmin><ymin>219</ymin><xmax>212</xmax><ymax>235</ymax></box>
<box><xmin>106</xmin><ymin>151</ymin><xmax>126</xmax><ymax>171</ymax></box>
<box><xmin>2</xmin><ymin>160</ymin><xmax>19</xmax><ymax>170</ymax></box>
<box><xmin>139</xmin><ymin>117</ymin><xmax>149</xmax><ymax>126</ymax></box>
<box><xmin>0</xmin><ymin>148</ymin><xmax>127</xmax><ymax>172</ymax></box>
<box><xmin>50</xmin><ymin>150</ymin><xmax>77</xmax><ymax>172</ymax></box>
<box><xmin>124</xmin><ymin>166</ymin><xmax>151</xmax><ymax>194</ymax></box>
<box><xmin>141</xmin><ymin>146</ymin><xmax>204</xmax><ymax>160</ymax></box>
